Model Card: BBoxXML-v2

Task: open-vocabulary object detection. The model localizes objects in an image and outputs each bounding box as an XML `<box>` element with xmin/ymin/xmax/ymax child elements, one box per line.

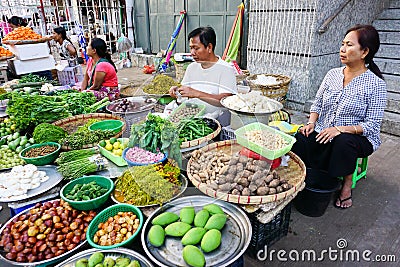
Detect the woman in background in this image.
<box><xmin>53</xmin><ymin>26</ymin><xmax>77</xmax><ymax>61</ymax></box>
<box><xmin>81</xmin><ymin>38</ymin><xmax>119</xmax><ymax>100</ymax></box>
<box><xmin>8</xmin><ymin>16</ymin><xmax>27</xmax><ymax>29</ymax></box>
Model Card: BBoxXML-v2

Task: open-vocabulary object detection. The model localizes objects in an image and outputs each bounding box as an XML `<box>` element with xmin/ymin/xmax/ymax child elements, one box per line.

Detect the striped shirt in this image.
<box><xmin>310</xmin><ymin>67</ymin><xmax>387</xmax><ymax>151</ymax></box>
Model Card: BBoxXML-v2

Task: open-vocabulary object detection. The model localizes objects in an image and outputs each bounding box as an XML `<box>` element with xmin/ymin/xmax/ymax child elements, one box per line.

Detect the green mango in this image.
<box><xmin>148</xmin><ymin>225</ymin><xmax>165</xmax><ymax>247</ymax></box>
<box><xmin>201</xmin><ymin>229</ymin><xmax>222</xmax><ymax>253</ymax></box>
<box><xmin>203</xmin><ymin>203</ymin><xmax>224</xmax><ymax>215</ymax></box>
<box><xmin>151</xmin><ymin>211</ymin><xmax>179</xmax><ymax>226</ymax></box>
<box><xmin>126</xmin><ymin>260</ymin><xmax>141</xmax><ymax>267</ymax></box>
<box><xmin>204</xmin><ymin>214</ymin><xmax>227</xmax><ymax>230</ymax></box>
<box><xmin>115</xmin><ymin>257</ymin><xmax>131</xmax><ymax>267</ymax></box>
<box><xmin>164</xmin><ymin>222</ymin><xmax>192</xmax><ymax>237</ymax></box>
<box><xmin>75</xmin><ymin>258</ymin><xmax>89</xmax><ymax>267</ymax></box>
<box><xmin>88</xmin><ymin>252</ymin><xmax>104</xmax><ymax>267</ymax></box>
<box><xmin>103</xmin><ymin>257</ymin><xmax>115</xmax><ymax>267</ymax></box>
<box><xmin>180</xmin><ymin>206</ymin><xmax>195</xmax><ymax>224</ymax></box>
<box><xmin>181</xmin><ymin>227</ymin><xmax>206</xmax><ymax>245</ymax></box>
<box><xmin>194</xmin><ymin>209</ymin><xmax>210</xmax><ymax>228</ymax></box>
<box><xmin>182</xmin><ymin>245</ymin><xmax>205</xmax><ymax>267</ymax></box>
<box><xmin>94</xmin><ymin>264</ymin><xmax>104</xmax><ymax>267</ymax></box>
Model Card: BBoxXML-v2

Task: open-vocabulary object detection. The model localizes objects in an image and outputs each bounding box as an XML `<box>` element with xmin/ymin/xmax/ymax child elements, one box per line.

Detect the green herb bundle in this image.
<box><xmin>33</xmin><ymin>123</ymin><xmax>68</xmax><ymax>143</ymax></box>
<box><xmin>129</xmin><ymin>113</ymin><xmax>182</xmax><ymax>167</ymax></box>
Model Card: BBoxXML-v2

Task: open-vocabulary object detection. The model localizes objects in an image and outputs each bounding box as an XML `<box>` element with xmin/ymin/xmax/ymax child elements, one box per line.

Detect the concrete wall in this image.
<box><xmin>247</xmin><ymin>0</ymin><xmax>391</xmax><ymax>111</ymax></box>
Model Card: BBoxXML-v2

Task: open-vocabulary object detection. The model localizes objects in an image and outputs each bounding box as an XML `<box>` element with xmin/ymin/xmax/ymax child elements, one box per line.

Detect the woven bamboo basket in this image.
<box><xmin>52</xmin><ymin>113</ymin><xmax>126</xmax><ymax>151</ymax></box>
<box><xmin>235</xmin><ymin>69</ymin><xmax>250</xmax><ymax>84</ymax></box>
<box><xmin>186</xmin><ymin>140</ymin><xmax>306</xmax><ymax>204</ymax></box>
<box><xmin>246</xmin><ymin>74</ymin><xmax>291</xmax><ymax>104</ymax></box>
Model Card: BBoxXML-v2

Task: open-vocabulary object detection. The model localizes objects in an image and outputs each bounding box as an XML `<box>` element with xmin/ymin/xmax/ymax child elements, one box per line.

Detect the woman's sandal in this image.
<box><xmin>334</xmin><ymin>192</ymin><xmax>352</xmax><ymax>209</ymax></box>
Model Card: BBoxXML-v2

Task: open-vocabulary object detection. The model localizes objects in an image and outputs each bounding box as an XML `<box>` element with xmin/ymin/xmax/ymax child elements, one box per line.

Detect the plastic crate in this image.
<box><xmin>246</xmin><ymin>203</ymin><xmax>292</xmax><ymax>258</ymax></box>
<box><xmin>235</xmin><ymin>122</ymin><xmax>296</xmax><ymax>160</ymax></box>
<box><xmin>220</xmin><ymin>126</ymin><xmax>237</xmax><ymax>141</ymax></box>
<box><xmin>57</xmin><ymin>65</ymin><xmax>84</xmax><ymax>85</ymax></box>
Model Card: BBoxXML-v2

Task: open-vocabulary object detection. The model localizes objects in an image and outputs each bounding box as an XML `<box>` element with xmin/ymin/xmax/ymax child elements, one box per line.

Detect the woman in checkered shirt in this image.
<box><xmin>292</xmin><ymin>25</ymin><xmax>387</xmax><ymax>209</ymax></box>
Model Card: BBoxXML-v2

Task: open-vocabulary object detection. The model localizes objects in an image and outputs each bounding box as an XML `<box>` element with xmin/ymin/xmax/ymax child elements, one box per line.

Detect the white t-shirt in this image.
<box><xmin>181</xmin><ymin>57</ymin><xmax>237</xmax><ymax>118</ymax></box>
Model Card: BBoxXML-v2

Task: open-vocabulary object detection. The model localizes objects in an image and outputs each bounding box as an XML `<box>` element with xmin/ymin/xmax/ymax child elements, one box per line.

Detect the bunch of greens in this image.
<box><xmin>5</xmin><ymin>92</ymin><xmax>71</xmax><ymax>130</ymax></box>
<box><xmin>129</xmin><ymin>113</ymin><xmax>182</xmax><ymax>167</ymax></box>
<box><xmin>33</xmin><ymin>123</ymin><xmax>68</xmax><ymax>143</ymax></box>
<box><xmin>59</xmin><ymin>129</ymin><xmax>115</xmax><ymax>150</ymax></box>
<box><xmin>18</xmin><ymin>74</ymin><xmax>48</xmax><ymax>84</ymax></box>
<box><xmin>54</xmin><ymin>91</ymin><xmax>97</xmax><ymax>115</ymax></box>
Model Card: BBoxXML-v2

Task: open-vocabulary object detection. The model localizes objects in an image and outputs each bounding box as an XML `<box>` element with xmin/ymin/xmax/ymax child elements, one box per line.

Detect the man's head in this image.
<box><xmin>188</xmin><ymin>26</ymin><xmax>217</xmax><ymax>62</ymax></box>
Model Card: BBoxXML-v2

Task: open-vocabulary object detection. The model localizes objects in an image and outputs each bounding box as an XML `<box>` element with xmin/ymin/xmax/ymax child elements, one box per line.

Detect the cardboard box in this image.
<box><xmin>8</xmin><ymin>42</ymin><xmax>50</xmax><ymax>61</ymax></box>
<box><xmin>10</xmin><ymin>55</ymin><xmax>55</xmax><ymax>75</ymax></box>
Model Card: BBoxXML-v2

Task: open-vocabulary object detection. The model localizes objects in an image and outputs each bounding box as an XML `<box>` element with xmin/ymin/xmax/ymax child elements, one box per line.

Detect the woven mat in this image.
<box><xmin>241</xmin><ymin>181</ymin><xmax>305</xmax><ymax>224</ymax></box>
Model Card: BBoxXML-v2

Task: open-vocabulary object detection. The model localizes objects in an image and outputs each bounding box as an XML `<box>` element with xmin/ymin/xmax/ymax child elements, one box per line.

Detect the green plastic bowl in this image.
<box><xmin>88</xmin><ymin>119</ymin><xmax>124</xmax><ymax>135</ymax></box>
<box><xmin>19</xmin><ymin>142</ymin><xmax>61</xmax><ymax>166</ymax></box>
<box><xmin>87</xmin><ymin>203</ymin><xmax>144</xmax><ymax>249</ymax></box>
<box><xmin>60</xmin><ymin>175</ymin><xmax>114</xmax><ymax>211</ymax></box>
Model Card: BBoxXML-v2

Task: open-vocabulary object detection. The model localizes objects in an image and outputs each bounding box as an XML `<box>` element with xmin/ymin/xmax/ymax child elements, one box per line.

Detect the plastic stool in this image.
<box><xmin>351</xmin><ymin>157</ymin><xmax>368</xmax><ymax>188</ymax></box>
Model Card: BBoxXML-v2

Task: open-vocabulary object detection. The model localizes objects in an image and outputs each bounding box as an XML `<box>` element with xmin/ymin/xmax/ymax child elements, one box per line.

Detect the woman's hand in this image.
<box><xmin>299</xmin><ymin>124</ymin><xmax>315</xmax><ymax>137</ymax></box>
<box><xmin>316</xmin><ymin>127</ymin><xmax>341</xmax><ymax>144</ymax></box>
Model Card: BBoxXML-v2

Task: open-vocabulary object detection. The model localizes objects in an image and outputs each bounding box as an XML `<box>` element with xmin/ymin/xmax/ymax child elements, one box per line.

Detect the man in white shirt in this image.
<box><xmin>169</xmin><ymin>26</ymin><xmax>237</xmax><ymax>126</ymax></box>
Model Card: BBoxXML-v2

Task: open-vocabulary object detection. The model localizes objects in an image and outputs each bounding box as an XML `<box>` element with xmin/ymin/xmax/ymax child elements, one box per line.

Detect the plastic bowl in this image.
<box><xmin>86</xmin><ymin>203</ymin><xmax>143</xmax><ymax>249</ymax></box>
<box><xmin>122</xmin><ymin>147</ymin><xmax>168</xmax><ymax>167</ymax></box>
<box><xmin>88</xmin><ymin>119</ymin><xmax>124</xmax><ymax>135</ymax></box>
<box><xmin>19</xmin><ymin>142</ymin><xmax>61</xmax><ymax>166</ymax></box>
<box><xmin>60</xmin><ymin>175</ymin><xmax>114</xmax><ymax>211</ymax></box>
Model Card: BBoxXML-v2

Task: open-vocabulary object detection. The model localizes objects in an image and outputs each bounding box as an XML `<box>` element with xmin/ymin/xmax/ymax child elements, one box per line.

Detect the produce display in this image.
<box><xmin>64</xmin><ymin>181</ymin><xmax>108</xmax><ymax>201</ymax></box>
<box><xmin>0</xmin><ymin>46</ymin><xmax>13</xmax><ymax>57</ymax></box>
<box><xmin>243</xmin><ymin>129</ymin><xmax>289</xmax><ymax>150</ymax></box>
<box><xmin>0</xmin><ymin>146</ymin><xmax>25</xmax><ymax>170</ymax></box>
<box><xmin>177</xmin><ymin>118</ymin><xmax>215</xmax><ymax>143</ymax></box>
<box><xmin>92</xmin><ymin>211</ymin><xmax>140</xmax><ymax>246</ymax></box>
<box><xmin>148</xmin><ymin>203</ymin><xmax>228</xmax><ymax>267</ymax></box>
<box><xmin>107</xmin><ymin>97</ymin><xmax>140</xmax><ymax>112</ymax></box>
<box><xmin>48</xmin><ymin>90</ymin><xmax>98</xmax><ymax>115</ymax></box>
<box><xmin>124</xmin><ymin>146</ymin><xmax>165</xmax><ymax>164</ymax></box>
<box><xmin>33</xmin><ymin>123</ymin><xmax>68</xmax><ymax>144</ymax></box>
<box><xmin>2</xmin><ymin>26</ymin><xmax>42</xmax><ymax>41</ymax></box>
<box><xmin>142</xmin><ymin>74</ymin><xmax>180</xmax><ymax>95</ymax></box>
<box><xmin>0</xmin><ymin>117</ymin><xmax>17</xmax><ymax>138</ymax></box>
<box><xmin>129</xmin><ymin>113</ymin><xmax>181</xmax><ymax>166</ymax></box>
<box><xmin>99</xmin><ymin>137</ymin><xmax>127</xmax><ymax>157</ymax></box>
<box><xmin>113</xmin><ymin>163</ymin><xmax>181</xmax><ymax>206</ymax></box>
<box><xmin>83</xmin><ymin>98</ymin><xmax>110</xmax><ymax>114</ymax></box>
<box><xmin>168</xmin><ymin>103</ymin><xmax>204</xmax><ymax>124</ymax></box>
<box><xmin>57</xmin><ymin>154</ymin><xmax>108</xmax><ymax>180</ymax></box>
<box><xmin>221</xmin><ymin>91</ymin><xmax>282</xmax><ymax>113</ymax></box>
<box><xmin>73</xmin><ymin>251</ymin><xmax>142</xmax><ymax>267</ymax></box>
<box><xmin>55</xmin><ymin>147</ymin><xmax>99</xmax><ymax>165</ymax></box>
<box><xmin>189</xmin><ymin>150</ymin><xmax>292</xmax><ymax>196</ymax></box>
<box><xmin>0</xmin><ymin>132</ymin><xmax>35</xmax><ymax>169</ymax></box>
<box><xmin>0</xmin><ymin>199</ymin><xmax>96</xmax><ymax>263</ymax></box>
<box><xmin>18</xmin><ymin>74</ymin><xmax>49</xmax><ymax>85</ymax></box>
<box><xmin>0</xmin><ymin>164</ymin><xmax>49</xmax><ymax>198</ymax></box>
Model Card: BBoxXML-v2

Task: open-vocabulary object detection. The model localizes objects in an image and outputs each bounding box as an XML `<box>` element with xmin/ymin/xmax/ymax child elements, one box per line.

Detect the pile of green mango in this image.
<box><xmin>75</xmin><ymin>252</ymin><xmax>141</xmax><ymax>267</ymax></box>
<box><xmin>148</xmin><ymin>203</ymin><xmax>227</xmax><ymax>267</ymax></box>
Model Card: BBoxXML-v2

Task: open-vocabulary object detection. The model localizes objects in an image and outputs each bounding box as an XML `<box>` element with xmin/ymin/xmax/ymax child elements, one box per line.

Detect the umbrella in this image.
<box><xmin>222</xmin><ymin>3</ymin><xmax>244</xmax><ymax>62</ymax></box>
<box><xmin>158</xmin><ymin>10</ymin><xmax>186</xmax><ymax>73</ymax></box>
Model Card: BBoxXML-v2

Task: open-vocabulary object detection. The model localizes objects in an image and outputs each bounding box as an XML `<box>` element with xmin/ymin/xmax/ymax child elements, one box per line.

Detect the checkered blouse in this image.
<box><xmin>310</xmin><ymin>67</ymin><xmax>387</xmax><ymax>151</ymax></box>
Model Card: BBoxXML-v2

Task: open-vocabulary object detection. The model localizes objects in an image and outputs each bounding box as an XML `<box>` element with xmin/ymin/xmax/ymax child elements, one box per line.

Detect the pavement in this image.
<box><xmin>0</xmin><ymin>67</ymin><xmax>399</xmax><ymax>266</ymax></box>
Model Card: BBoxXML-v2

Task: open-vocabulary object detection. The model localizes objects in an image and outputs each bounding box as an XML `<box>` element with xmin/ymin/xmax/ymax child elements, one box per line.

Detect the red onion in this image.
<box><xmin>125</xmin><ymin>147</ymin><xmax>165</xmax><ymax>164</ymax></box>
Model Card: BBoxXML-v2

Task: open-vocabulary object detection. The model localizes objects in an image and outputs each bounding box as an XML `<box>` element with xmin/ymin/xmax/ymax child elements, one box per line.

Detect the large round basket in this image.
<box><xmin>246</xmin><ymin>74</ymin><xmax>291</xmax><ymax>104</ymax></box>
<box><xmin>52</xmin><ymin>113</ymin><xmax>126</xmax><ymax>150</ymax></box>
<box><xmin>186</xmin><ymin>139</ymin><xmax>306</xmax><ymax>204</ymax></box>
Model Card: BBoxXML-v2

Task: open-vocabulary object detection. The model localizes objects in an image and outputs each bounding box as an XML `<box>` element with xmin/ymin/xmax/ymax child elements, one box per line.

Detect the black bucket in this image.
<box><xmin>294</xmin><ymin>168</ymin><xmax>340</xmax><ymax>217</ymax></box>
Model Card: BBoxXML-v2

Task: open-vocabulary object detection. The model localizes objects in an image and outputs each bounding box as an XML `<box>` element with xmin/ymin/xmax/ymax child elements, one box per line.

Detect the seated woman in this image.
<box><xmin>168</xmin><ymin>26</ymin><xmax>237</xmax><ymax>126</ymax></box>
<box><xmin>292</xmin><ymin>25</ymin><xmax>387</xmax><ymax>209</ymax></box>
<box><xmin>81</xmin><ymin>38</ymin><xmax>119</xmax><ymax>100</ymax></box>
<box><xmin>52</xmin><ymin>26</ymin><xmax>77</xmax><ymax>63</ymax></box>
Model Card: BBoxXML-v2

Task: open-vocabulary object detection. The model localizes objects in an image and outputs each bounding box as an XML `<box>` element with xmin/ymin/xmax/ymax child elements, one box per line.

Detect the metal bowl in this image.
<box><xmin>0</xmin><ymin>200</ymin><xmax>89</xmax><ymax>266</ymax></box>
<box><xmin>141</xmin><ymin>195</ymin><xmax>252</xmax><ymax>267</ymax></box>
<box><xmin>111</xmin><ymin>173</ymin><xmax>188</xmax><ymax>208</ymax></box>
<box><xmin>220</xmin><ymin>95</ymin><xmax>283</xmax><ymax>116</ymax></box>
<box><xmin>54</xmin><ymin>247</ymin><xmax>154</xmax><ymax>267</ymax></box>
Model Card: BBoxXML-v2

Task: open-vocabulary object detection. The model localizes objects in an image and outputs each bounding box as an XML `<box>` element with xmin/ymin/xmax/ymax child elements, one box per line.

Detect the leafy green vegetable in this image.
<box><xmin>18</xmin><ymin>74</ymin><xmax>48</xmax><ymax>84</ymax></box>
<box><xmin>33</xmin><ymin>123</ymin><xmax>68</xmax><ymax>143</ymax></box>
<box><xmin>59</xmin><ymin>129</ymin><xmax>115</xmax><ymax>150</ymax></box>
<box><xmin>129</xmin><ymin>113</ymin><xmax>181</xmax><ymax>166</ymax></box>
<box><xmin>55</xmin><ymin>91</ymin><xmax>97</xmax><ymax>115</ymax></box>
<box><xmin>5</xmin><ymin>92</ymin><xmax>71</xmax><ymax>130</ymax></box>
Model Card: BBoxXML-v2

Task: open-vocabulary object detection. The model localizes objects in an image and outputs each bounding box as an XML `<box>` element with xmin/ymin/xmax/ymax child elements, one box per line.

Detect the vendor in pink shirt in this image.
<box><xmin>81</xmin><ymin>38</ymin><xmax>119</xmax><ymax>100</ymax></box>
